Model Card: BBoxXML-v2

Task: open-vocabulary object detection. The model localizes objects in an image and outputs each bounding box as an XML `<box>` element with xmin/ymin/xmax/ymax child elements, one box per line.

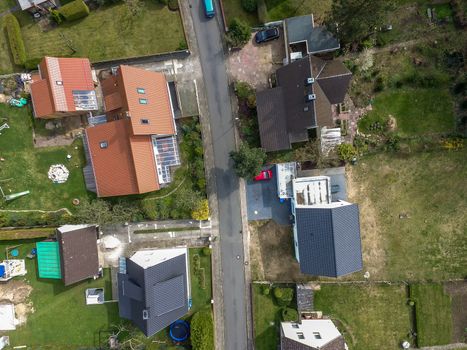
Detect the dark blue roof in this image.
<box><xmin>295</xmin><ymin>204</ymin><xmax>362</xmax><ymax>277</ymax></box>
<box><xmin>118</xmin><ymin>253</ymin><xmax>189</xmax><ymax>337</ymax></box>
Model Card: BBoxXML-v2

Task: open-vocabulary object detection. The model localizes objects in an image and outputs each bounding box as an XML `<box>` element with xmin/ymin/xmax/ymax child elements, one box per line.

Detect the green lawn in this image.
<box><xmin>189</xmin><ymin>248</ymin><xmax>213</xmax><ymax>314</ymax></box>
<box><xmin>12</xmin><ymin>1</ymin><xmax>185</xmax><ymax>66</ymax></box>
<box><xmin>314</xmin><ymin>284</ymin><xmax>412</xmax><ymax>350</ymax></box>
<box><xmin>349</xmin><ymin>148</ymin><xmax>467</xmax><ymax>281</ymax></box>
<box><xmin>222</xmin><ymin>0</ymin><xmax>260</xmax><ymax>26</ymax></box>
<box><xmin>264</xmin><ymin>0</ymin><xmax>332</xmax><ymax>22</ymax></box>
<box><xmin>0</xmin><ymin>240</ymin><xmax>120</xmax><ymax>349</ymax></box>
<box><xmin>360</xmin><ymin>88</ymin><xmax>455</xmax><ymax>136</ymax></box>
<box><xmin>410</xmin><ymin>284</ymin><xmax>453</xmax><ymax>346</ymax></box>
<box><xmin>0</xmin><ymin>104</ymin><xmax>90</xmax><ymax>211</ymax></box>
<box><xmin>252</xmin><ymin>284</ymin><xmax>283</xmax><ymax>350</ymax></box>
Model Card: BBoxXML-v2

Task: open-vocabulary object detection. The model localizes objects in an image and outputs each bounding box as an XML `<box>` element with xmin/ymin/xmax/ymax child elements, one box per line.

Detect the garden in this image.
<box><xmin>0</xmin><ymin>0</ymin><xmax>187</xmax><ymax>74</ymax></box>
<box><xmin>0</xmin><ymin>241</ymin><xmax>213</xmax><ymax>349</ymax></box>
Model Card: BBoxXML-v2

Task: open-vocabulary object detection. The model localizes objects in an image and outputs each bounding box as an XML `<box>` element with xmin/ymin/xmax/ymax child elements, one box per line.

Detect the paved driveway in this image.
<box><xmin>228</xmin><ymin>28</ymin><xmax>286</xmax><ymax>89</ymax></box>
<box><xmin>246</xmin><ymin>166</ymin><xmax>292</xmax><ymax>225</ymax></box>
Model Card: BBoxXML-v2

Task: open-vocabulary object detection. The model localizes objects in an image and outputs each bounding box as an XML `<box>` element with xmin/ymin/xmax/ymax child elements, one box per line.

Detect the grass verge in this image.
<box><xmin>410</xmin><ymin>283</ymin><xmax>453</xmax><ymax>346</ymax></box>
<box><xmin>314</xmin><ymin>284</ymin><xmax>412</xmax><ymax>350</ymax></box>
<box><xmin>0</xmin><ymin>227</ymin><xmax>55</xmax><ymax>240</ymax></box>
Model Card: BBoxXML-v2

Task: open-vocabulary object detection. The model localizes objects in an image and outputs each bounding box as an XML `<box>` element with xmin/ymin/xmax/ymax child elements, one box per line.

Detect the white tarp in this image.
<box><xmin>0</xmin><ymin>304</ymin><xmax>17</xmax><ymax>330</ymax></box>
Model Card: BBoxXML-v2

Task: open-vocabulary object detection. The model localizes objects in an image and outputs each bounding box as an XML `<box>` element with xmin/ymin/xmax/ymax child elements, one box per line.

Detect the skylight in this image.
<box><xmin>99</xmin><ymin>141</ymin><xmax>108</xmax><ymax>149</ymax></box>
<box><xmin>139</xmin><ymin>98</ymin><xmax>148</xmax><ymax>105</ymax></box>
<box><xmin>72</xmin><ymin>90</ymin><xmax>98</xmax><ymax>111</ymax></box>
<box><xmin>137</xmin><ymin>88</ymin><xmax>145</xmax><ymax>94</ymax></box>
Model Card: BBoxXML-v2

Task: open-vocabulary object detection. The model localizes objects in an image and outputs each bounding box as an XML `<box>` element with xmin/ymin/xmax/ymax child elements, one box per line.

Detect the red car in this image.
<box><xmin>254</xmin><ymin>169</ymin><xmax>273</xmax><ymax>181</ymax></box>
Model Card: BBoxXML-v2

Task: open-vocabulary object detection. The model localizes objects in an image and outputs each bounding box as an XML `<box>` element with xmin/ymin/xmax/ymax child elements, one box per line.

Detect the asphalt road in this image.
<box><xmin>189</xmin><ymin>2</ymin><xmax>248</xmax><ymax>349</ymax></box>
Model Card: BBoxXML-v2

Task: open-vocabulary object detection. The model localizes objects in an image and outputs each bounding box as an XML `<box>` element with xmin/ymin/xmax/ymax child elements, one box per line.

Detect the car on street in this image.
<box><xmin>255</xmin><ymin>27</ymin><xmax>280</xmax><ymax>44</ymax></box>
<box><xmin>254</xmin><ymin>169</ymin><xmax>273</xmax><ymax>181</ymax></box>
<box><xmin>203</xmin><ymin>0</ymin><xmax>215</xmax><ymax>18</ymax></box>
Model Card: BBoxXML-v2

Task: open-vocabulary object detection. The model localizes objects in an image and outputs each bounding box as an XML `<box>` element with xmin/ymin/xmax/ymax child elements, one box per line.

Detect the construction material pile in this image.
<box><xmin>48</xmin><ymin>164</ymin><xmax>69</xmax><ymax>183</ymax></box>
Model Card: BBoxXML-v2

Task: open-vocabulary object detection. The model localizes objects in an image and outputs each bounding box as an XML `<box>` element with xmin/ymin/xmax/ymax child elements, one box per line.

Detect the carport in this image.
<box><xmin>246</xmin><ymin>166</ymin><xmax>292</xmax><ymax>225</ymax></box>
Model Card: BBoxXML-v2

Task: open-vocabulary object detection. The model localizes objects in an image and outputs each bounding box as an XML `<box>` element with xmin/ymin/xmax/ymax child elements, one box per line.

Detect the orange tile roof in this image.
<box><xmin>106</xmin><ymin>65</ymin><xmax>176</xmax><ymax>136</ymax></box>
<box><xmin>85</xmin><ymin>119</ymin><xmax>159</xmax><ymax>197</ymax></box>
<box><xmin>31</xmin><ymin>57</ymin><xmax>95</xmax><ymax>118</ymax></box>
<box><xmin>104</xmin><ymin>92</ymin><xmax>123</xmax><ymax>111</ymax></box>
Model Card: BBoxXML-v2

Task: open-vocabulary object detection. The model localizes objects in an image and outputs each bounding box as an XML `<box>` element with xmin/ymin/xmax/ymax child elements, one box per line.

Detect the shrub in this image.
<box><xmin>235</xmin><ymin>81</ymin><xmax>254</xmax><ymax>99</ymax></box>
<box><xmin>273</xmin><ymin>287</ymin><xmax>294</xmax><ymax>307</ymax></box>
<box><xmin>386</xmin><ymin>134</ymin><xmax>401</xmax><ymax>152</ymax></box>
<box><xmin>202</xmin><ymin>246</ymin><xmax>211</xmax><ymax>256</ymax></box>
<box><xmin>191</xmin><ymin>310</ymin><xmax>214</xmax><ymax>350</ymax></box>
<box><xmin>281</xmin><ymin>307</ymin><xmax>298</xmax><ymax>322</ymax></box>
<box><xmin>192</xmin><ymin>199</ymin><xmax>210</xmax><ymax>221</ymax></box>
<box><xmin>50</xmin><ymin>9</ymin><xmax>63</xmax><ymax>24</ymax></box>
<box><xmin>4</xmin><ymin>14</ymin><xmax>26</xmax><ymax>66</ymax></box>
<box><xmin>168</xmin><ymin>0</ymin><xmax>179</xmax><ymax>10</ymax></box>
<box><xmin>241</xmin><ymin>0</ymin><xmax>257</xmax><ymax>13</ymax></box>
<box><xmin>261</xmin><ymin>285</ymin><xmax>271</xmax><ymax>295</ymax></box>
<box><xmin>177</xmin><ymin>39</ymin><xmax>188</xmax><ymax>50</ymax></box>
<box><xmin>58</xmin><ymin>0</ymin><xmax>90</xmax><ymax>22</ymax></box>
<box><xmin>24</xmin><ymin>57</ymin><xmax>42</xmax><ymax>70</ymax></box>
<box><xmin>230</xmin><ymin>143</ymin><xmax>266</xmax><ymax>178</ymax></box>
<box><xmin>336</xmin><ymin>143</ymin><xmax>357</xmax><ymax>162</ymax></box>
<box><xmin>226</xmin><ymin>18</ymin><xmax>251</xmax><ymax>48</ymax></box>
<box><xmin>373</xmin><ymin>76</ymin><xmax>385</xmax><ymax>92</ymax></box>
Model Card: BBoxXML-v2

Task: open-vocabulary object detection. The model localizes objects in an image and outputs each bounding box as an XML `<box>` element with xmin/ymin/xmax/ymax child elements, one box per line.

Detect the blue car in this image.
<box><xmin>203</xmin><ymin>0</ymin><xmax>215</xmax><ymax>18</ymax></box>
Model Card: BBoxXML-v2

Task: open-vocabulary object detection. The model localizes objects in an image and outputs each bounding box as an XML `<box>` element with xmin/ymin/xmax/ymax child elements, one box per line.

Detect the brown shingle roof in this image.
<box><xmin>85</xmin><ymin>119</ymin><xmax>159</xmax><ymax>197</ymax></box>
<box><xmin>56</xmin><ymin>225</ymin><xmax>99</xmax><ymax>286</ymax></box>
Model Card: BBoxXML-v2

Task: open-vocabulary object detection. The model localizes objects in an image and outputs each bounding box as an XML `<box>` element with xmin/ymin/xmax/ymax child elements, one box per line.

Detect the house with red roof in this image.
<box><xmin>83</xmin><ymin>65</ymin><xmax>180</xmax><ymax>197</ymax></box>
<box><xmin>30</xmin><ymin>57</ymin><xmax>98</xmax><ymax>119</ymax></box>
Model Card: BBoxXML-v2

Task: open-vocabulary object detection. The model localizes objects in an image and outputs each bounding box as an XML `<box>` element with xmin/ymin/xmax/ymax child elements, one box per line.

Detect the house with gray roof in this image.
<box><xmin>291</xmin><ymin>176</ymin><xmax>362</xmax><ymax>277</ymax></box>
<box><xmin>284</xmin><ymin>15</ymin><xmax>340</xmax><ymax>61</ymax></box>
<box><xmin>117</xmin><ymin>248</ymin><xmax>190</xmax><ymax>337</ymax></box>
<box><xmin>281</xmin><ymin>319</ymin><xmax>346</xmax><ymax>350</ymax></box>
<box><xmin>256</xmin><ymin>55</ymin><xmax>351</xmax><ymax>152</ymax></box>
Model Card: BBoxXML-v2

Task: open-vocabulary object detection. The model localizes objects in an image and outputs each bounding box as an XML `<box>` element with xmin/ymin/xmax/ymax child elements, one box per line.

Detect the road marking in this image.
<box><xmin>127</xmin><ymin>225</ymin><xmax>132</xmax><ymax>243</ymax></box>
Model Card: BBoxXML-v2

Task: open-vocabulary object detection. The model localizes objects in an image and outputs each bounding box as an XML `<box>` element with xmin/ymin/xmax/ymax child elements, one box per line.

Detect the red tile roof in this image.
<box><xmin>31</xmin><ymin>57</ymin><xmax>95</xmax><ymax>118</ymax></box>
<box><xmin>85</xmin><ymin>119</ymin><xmax>159</xmax><ymax>197</ymax></box>
<box><xmin>102</xmin><ymin>65</ymin><xmax>176</xmax><ymax>136</ymax></box>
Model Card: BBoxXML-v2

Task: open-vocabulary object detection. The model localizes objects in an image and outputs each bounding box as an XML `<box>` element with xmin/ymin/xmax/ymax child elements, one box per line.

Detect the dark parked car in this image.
<box><xmin>255</xmin><ymin>28</ymin><xmax>280</xmax><ymax>44</ymax></box>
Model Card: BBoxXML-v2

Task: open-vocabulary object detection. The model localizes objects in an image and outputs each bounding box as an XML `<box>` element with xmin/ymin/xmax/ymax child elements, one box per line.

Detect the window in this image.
<box><xmin>292</xmin><ymin>324</ymin><xmax>299</xmax><ymax>329</ymax></box>
<box><xmin>56</xmin><ymin>80</ymin><xmax>63</xmax><ymax>85</ymax></box>
<box><xmin>99</xmin><ymin>141</ymin><xmax>108</xmax><ymax>149</ymax></box>
<box><xmin>137</xmin><ymin>88</ymin><xmax>145</xmax><ymax>94</ymax></box>
<box><xmin>297</xmin><ymin>332</ymin><xmax>305</xmax><ymax>340</ymax></box>
<box><xmin>313</xmin><ymin>332</ymin><xmax>322</xmax><ymax>339</ymax></box>
<box><xmin>142</xmin><ymin>309</ymin><xmax>149</xmax><ymax>320</ymax></box>
<box><xmin>139</xmin><ymin>98</ymin><xmax>148</xmax><ymax>105</ymax></box>
<box><xmin>141</xmin><ymin>119</ymin><xmax>149</xmax><ymax>125</ymax></box>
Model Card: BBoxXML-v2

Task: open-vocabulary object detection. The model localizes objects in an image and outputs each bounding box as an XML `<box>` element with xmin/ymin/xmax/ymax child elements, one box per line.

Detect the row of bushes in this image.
<box><xmin>0</xmin><ymin>210</ymin><xmax>72</xmax><ymax>228</ymax></box>
<box><xmin>191</xmin><ymin>309</ymin><xmax>214</xmax><ymax>350</ymax></box>
<box><xmin>0</xmin><ymin>227</ymin><xmax>55</xmax><ymax>241</ymax></box>
<box><xmin>260</xmin><ymin>285</ymin><xmax>299</xmax><ymax>321</ymax></box>
<box><xmin>4</xmin><ymin>14</ymin><xmax>26</xmax><ymax>66</ymax></box>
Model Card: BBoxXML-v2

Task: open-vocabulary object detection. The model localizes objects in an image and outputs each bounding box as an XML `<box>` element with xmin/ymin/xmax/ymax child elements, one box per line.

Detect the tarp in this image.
<box><xmin>0</xmin><ymin>265</ymin><xmax>5</xmax><ymax>278</ymax></box>
<box><xmin>36</xmin><ymin>241</ymin><xmax>62</xmax><ymax>279</ymax></box>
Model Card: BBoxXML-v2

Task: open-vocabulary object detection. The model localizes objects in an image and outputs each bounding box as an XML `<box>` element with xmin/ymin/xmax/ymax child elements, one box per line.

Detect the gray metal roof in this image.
<box><xmin>118</xmin><ymin>253</ymin><xmax>188</xmax><ymax>337</ymax></box>
<box><xmin>296</xmin><ymin>284</ymin><xmax>314</xmax><ymax>313</ymax></box>
<box><xmin>285</xmin><ymin>15</ymin><xmax>340</xmax><ymax>54</ymax></box>
<box><xmin>296</xmin><ymin>204</ymin><xmax>362</xmax><ymax>277</ymax></box>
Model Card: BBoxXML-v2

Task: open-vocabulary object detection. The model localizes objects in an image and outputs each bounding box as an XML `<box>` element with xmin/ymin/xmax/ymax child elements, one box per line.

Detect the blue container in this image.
<box><xmin>0</xmin><ymin>264</ymin><xmax>5</xmax><ymax>277</ymax></box>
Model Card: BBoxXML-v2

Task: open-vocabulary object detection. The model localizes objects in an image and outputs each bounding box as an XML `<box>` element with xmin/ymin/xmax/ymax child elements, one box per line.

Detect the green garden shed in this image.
<box><xmin>36</xmin><ymin>241</ymin><xmax>62</xmax><ymax>279</ymax></box>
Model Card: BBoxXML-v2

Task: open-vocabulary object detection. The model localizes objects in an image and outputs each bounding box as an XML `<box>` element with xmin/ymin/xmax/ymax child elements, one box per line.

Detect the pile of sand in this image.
<box><xmin>0</xmin><ymin>280</ymin><xmax>33</xmax><ymax>326</ymax></box>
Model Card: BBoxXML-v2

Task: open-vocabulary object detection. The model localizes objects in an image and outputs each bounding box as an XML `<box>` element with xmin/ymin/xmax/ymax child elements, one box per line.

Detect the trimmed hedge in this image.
<box><xmin>58</xmin><ymin>0</ymin><xmax>90</xmax><ymax>22</ymax></box>
<box><xmin>4</xmin><ymin>14</ymin><xmax>26</xmax><ymax>66</ymax></box>
<box><xmin>0</xmin><ymin>228</ymin><xmax>55</xmax><ymax>241</ymax></box>
<box><xmin>191</xmin><ymin>309</ymin><xmax>214</xmax><ymax>350</ymax></box>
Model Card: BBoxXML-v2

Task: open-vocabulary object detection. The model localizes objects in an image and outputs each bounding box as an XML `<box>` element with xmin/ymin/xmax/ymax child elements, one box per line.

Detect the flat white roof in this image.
<box><xmin>18</xmin><ymin>0</ymin><xmax>50</xmax><ymax>10</ymax></box>
<box><xmin>276</xmin><ymin>162</ymin><xmax>297</xmax><ymax>199</ymax></box>
<box><xmin>0</xmin><ymin>305</ymin><xmax>16</xmax><ymax>331</ymax></box>
<box><xmin>57</xmin><ymin>224</ymin><xmax>94</xmax><ymax>233</ymax></box>
<box><xmin>281</xmin><ymin>319</ymin><xmax>342</xmax><ymax>348</ymax></box>
<box><xmin>130</xmin><ymin>247</ymin><xmax>187</xmax><ymax>269</ymax></box>
<box><xmin>293</xmin><ymin>176</ymin><xmax>331</xmax><ymax>207</ymax></box>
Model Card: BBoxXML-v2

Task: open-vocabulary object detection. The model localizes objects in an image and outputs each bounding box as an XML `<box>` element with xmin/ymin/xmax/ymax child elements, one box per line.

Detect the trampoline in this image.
<box><xmin>169</xmin><ymin>320</ymin><xmax>190</xmax><ymax>342</ymax></box>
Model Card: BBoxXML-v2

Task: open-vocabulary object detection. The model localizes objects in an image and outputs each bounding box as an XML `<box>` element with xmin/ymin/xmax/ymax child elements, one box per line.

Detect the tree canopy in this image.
<box><xmin>230</xmin><ymin>143</ymin><xmax>267</xmax><ymax>178</ymax></box>
<box><xmin>326</xmin><ymin>0</ymin><xmax>393</xmax><ymax>48</ymax></box>
<box><xmin>226</xmin><ymin>18</ymin><xmax>251</xmax><ymax>48</ymax></box>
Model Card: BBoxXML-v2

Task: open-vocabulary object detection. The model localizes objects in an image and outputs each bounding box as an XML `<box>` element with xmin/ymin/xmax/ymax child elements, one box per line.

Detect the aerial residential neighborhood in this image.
<box><xmin>0</xmin><ymin>0</ymin><xmax>465</xmax><ymax>349</ymax></box>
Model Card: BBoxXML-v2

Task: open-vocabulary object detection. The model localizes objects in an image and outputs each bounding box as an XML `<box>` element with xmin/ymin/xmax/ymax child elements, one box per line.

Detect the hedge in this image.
<box><xmin>58</xmin><ymin>0</ymin><xmax>90</xmax><ymax>22</ymax></box>
<box><xmin>191</xmin><ymin>309</ymin><xmax>214</xmax><ymax>350</ymax></box>
<box><xmin>4</xmin><ymin>14</ymin><xmax>26</xmax><ymax>66</ymax></box>
<box><xmin>0</xmin><ymin>228</ymin><xmax>55</xmax><ymax>241</ymax></box>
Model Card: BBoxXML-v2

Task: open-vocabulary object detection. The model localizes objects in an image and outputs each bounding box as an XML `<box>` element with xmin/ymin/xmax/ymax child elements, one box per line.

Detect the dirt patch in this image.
<box><xmin>249</xmin><ymin>220</ymin><xmax>313</xmax><ymax>282</ymax></box>
<box><xmin>444</xmin><ymin>281</ymin><xmax>467</xmax><ymax>342</ymax></box>
<box><xmin>0</xmin><ymin>280</ymin><xmax>33</xmax><ymax>326</ymax></box>
<box><xmin>346</xmin><ymin>166</ymin><xmax>387</xmax><ymax>280</ymax></box>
